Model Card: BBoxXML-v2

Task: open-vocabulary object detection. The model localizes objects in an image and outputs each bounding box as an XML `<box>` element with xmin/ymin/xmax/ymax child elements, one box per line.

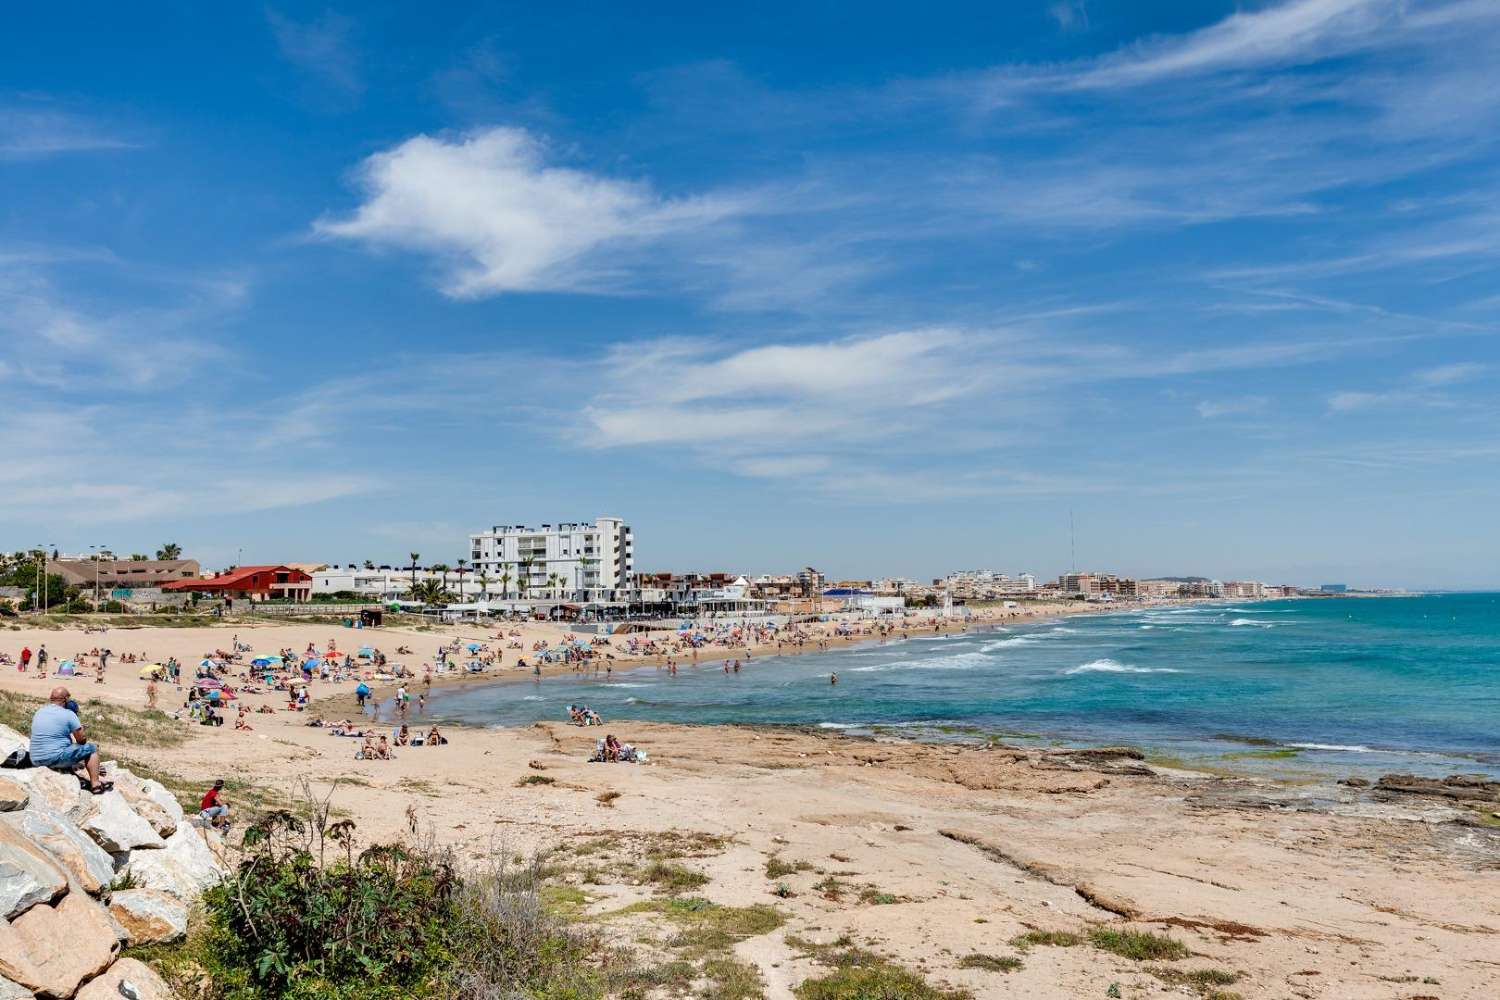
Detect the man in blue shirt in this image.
<box><xmin>29</xmin><ymin>687</ymin><xmax>109</xmax><ymax>793</ymax></box>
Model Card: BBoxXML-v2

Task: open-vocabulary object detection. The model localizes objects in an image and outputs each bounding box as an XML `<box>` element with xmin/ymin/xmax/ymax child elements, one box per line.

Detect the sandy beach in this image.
<box><xmin>2</xmin><ymin>614</ymin><xmax>1496</xmax><ymax>999</ymax></box>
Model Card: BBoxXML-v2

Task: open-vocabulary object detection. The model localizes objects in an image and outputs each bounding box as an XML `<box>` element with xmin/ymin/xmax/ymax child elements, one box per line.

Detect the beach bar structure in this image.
<box><xmin>161</xmin><ymin>565</ymin><xmax>314</xmax><ymax>603</ymax></box>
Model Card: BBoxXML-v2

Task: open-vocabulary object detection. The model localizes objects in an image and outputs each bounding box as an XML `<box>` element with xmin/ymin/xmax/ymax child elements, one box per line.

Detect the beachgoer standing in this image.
<box><xmin>37</xmin><ymin>645</ymin><xmax>48</xmax><ymax>673</ymax></box>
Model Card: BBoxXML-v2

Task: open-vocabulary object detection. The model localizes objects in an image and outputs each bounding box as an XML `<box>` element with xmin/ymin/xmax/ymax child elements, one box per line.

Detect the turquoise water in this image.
<box><xmin>424</xmin><ymin>594</ymin><xmax>1500</xmax><ymax>778</ymax></box>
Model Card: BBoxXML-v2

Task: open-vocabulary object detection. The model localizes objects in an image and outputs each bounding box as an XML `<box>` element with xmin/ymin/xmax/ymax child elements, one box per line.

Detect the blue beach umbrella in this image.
<box><xmin>251</xmin><ymin>656</ymin><xmax>274</xmax><ymax>667</ymax></box>
<box><xmin>357</xmin><ymin>646</ymin><xmax>375</xmax><ymax>657</ymax></box>
<box><xmin>466</xmin><ymin>642</ymin><xmax>481</xmax><ymax>652</ymax></box>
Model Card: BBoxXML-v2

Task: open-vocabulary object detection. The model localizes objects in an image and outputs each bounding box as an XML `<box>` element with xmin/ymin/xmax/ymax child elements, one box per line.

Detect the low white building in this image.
<box><xmin>469</xmin><ymin>517</ymin><xmax>634</xmax><ymax>601</ymax></box>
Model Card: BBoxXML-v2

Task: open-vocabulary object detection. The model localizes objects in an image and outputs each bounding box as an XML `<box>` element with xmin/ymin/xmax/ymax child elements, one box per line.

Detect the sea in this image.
<box><xmin>422</xmin><ymin>593</ymin><xmax>1500</xmax><ymax>779</ymax></box>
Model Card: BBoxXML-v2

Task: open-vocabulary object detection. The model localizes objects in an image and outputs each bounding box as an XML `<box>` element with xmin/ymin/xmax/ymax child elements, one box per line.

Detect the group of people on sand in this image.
<box><xmin>567</xmin><ymin>703</ymin><xmax>603</xmax><ymax>726</ymax></box>
<box><xmin>588</xmin><ymin>733</ymin><xmax>643</xmax><ymax>763</ymax></box>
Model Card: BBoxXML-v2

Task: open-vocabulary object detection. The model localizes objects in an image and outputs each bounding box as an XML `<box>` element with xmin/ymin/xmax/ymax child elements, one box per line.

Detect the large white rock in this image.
<box><xmin>163</xmin><ymin>824</ymin><xmax>227</xmax><ymax>889</ymax></box>
<box><xmin>74</xmin><ymin>958</ymin><xmax>174</xmax><ymax>1000</ymax></box>
<box><xmin>108</xmin><ymin>888</ymin><xmax>189</xmax><ymax>945</ymax></box>
<box><xmin>123</xmin><ymin>825</ymin><xmax>227</xmax><ymax>903</ymax></box>
<box><xmin>0</xmin><ymin>822</ymin><xmax>67</xmax><ymax>920</ymax></box>
<box><xmin>109</xmin><ymin>775</ymin><xmax>178</xmax><ymax>839</ymax></box>
<box><xmin>0</xmin><ymin>889</ymin><xmax>119</xmax><ymax>998</ymax></box>
<box><xmin>0</xmin><ymin>973</ymin><xmax>32</xmax><ymax>999</ymax></box>
<box><xmin>0</xmin><ymin>778</ymin><xmax>26</xmax><ymax>813</ymax></box>
<box><xmin>8</xmin><ymin>769</ymin><xmax>87</xmax><ymax>823</ymax></box>
<box><xmin>0</xmin><ymin>725</ymin><xmax>25</xmax><ymax>762</ymax></box>
<box><xmin>3</xmin><ymin>806</ymin><xmax>115</xmax><ymax>895</ymax></box>
<box><xmin>80</xmin><ymin>791</ymin><xmax>165</xmax><ymax>854</ymax></box>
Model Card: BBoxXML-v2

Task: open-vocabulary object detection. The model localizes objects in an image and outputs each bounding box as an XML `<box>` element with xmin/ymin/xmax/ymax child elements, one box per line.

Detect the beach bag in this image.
<box><xmin>2</xmin><ymin>748</ymin><xmax>31</xmax><ymax>769</ymax></box>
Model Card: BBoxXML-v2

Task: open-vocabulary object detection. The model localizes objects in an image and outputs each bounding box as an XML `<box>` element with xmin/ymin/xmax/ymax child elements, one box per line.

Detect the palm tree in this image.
<box><xmin>477</xmin><ymin>572</ymin><xmax>490</xmax><ymax>601</ymax></box>
<box><xmin>156</xmin><ymin>542</ymin><xmax>182</xmax><ymax>560</ymax></box>
<box><xmin>456</xmin><ymin>558</ymin><xmax>469</xmax><ymax>599</ymax></box>
<box><xmin>499</xmin><ymin>569</ymin><xmax>512</xmax><ymax>600</ymax></box>
<box><xmin>409</xmin><ymin>579</ymin><xmax>450</xmax><ymax>605</ymax></box>
<box><xmin>432</xmin><ymin>563</ymin><xmax>449</xmax><ymax>596</ymax></box>
<box><xmin>516</xmin><ymin>559</ymin><xmax>533</xmax><ymax>600</ymax></box>
<box><xmin>363</xmin><ymin>559</ymin><xmax>375</xmax><ymax>570</ymax></box>
<box><xmin>547</xmin><ymin>572</ymin><xmax>561</xmax><ymax>599</ymax></box>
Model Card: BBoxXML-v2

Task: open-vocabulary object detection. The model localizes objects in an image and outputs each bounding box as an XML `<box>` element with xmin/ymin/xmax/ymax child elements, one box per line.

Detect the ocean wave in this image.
<box><xmin>850</xmin><ymin>652</ymin><xmax>990</xmax><ymax>673</ymax></box>
<box><xmin>1065</xmin><ymin>658</ymin><xmax>1183</xmax><ymax>675</ymax></box>
<box><xmin>980</xmin><ymin>637</ymin><xmax>1036</xmax><ymax>651</ymax></box>
<box><xmin>818</xmin><ymin>722</ymin><xmax>859</xmax><ymax>729</ymax></box>
<box><xmin>1229</xmin><ymin>618</ymin><xmax>1275</xmax><ymax>627</ymax></box>
<box><xmin>1287</xmin><ymin>742</ymin><xmax>1373</xmax><ymax>753</ymax></box>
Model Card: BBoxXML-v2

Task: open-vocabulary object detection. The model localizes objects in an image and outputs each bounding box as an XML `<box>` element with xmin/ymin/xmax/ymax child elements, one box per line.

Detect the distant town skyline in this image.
<box><xmin>3</xmin><ymin>1</ymin><xmax>1498</xmax><ymax>590</ymax></box>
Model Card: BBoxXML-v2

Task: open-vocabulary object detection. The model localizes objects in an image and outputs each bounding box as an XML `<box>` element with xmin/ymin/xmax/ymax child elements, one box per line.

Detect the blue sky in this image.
<box><xmin>3</xmin><ymin>0</ymin><xmax>1498</xmax><ymax>588</ymax></box>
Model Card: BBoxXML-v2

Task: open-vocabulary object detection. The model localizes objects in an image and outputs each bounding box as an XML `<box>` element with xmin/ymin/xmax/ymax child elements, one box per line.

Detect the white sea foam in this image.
<box><xmin>818</xmin><ymin>722</ymin><xmax>857</xmax><ymax>729</ymax></box>
<box><xmin>980</xmin><ymin>637</ymin><xmax>1036</xmax><ymax>651</ymax></box>
<box><xmin>1065</xmin><ymin>658</ymin><xmax>1183</xmax><ymax>675</ymax></box>
<box><xmin>1288</xmin><ymin>742</ymin><xmax>1373</xmax><ymax>753</ymax></box>
<box><xmin>1229</xmin><ymin>618</ymin><xmax>1275</xmax><ymax>627</ymax></box>
<box><xmin>851</xmin><ymin>652</ymin><xmax>990</xmax><ymax>673</ymax></box>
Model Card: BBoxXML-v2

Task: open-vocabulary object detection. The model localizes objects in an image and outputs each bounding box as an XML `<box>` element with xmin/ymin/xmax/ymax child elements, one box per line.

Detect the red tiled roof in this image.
<box><xmin>160</xmin><ymin>565</ymin><xmax>310</xmax><ymax>591</ymax></box>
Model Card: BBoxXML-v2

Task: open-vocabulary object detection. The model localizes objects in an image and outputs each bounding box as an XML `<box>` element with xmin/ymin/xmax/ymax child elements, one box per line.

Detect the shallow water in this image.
<box><xmin>423</xmin><ymin>593</ymin><xmax>1500</xmax><ymax>778</ymax></box>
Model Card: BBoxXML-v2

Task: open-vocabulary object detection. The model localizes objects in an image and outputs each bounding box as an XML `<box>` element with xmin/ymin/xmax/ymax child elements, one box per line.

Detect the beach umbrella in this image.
<box><xmin>138</xmin><ymin>664</ymin><xmax>163</xmax><ymax>678</ymax></box>
<box><xmin>57</xmin><ymin>660</ymin><xmax>76</xmax><ymax>675</ymax></box>
<box><xmin>251</xmin><ymin>656</ymin><xmax>274</xmax><ymax>667</ymax></box>
<box><xmin>196</xmin><ymin>678</ymin><xmax>224</xmax><ymax>690</ymax></box>
<box><xmin>324</xmin><ymin>649</ymin><xmax>343</xmax><ymax>659</ymax></box>
<box><xmin>466</xmin><ymin>642</ymin><xmax>481</xmax><ymax>652</ymax></box>
<box><xmin>357</xmin><ymin>646</ymin><xmax>375</xmax><ymax>657</ymax></box>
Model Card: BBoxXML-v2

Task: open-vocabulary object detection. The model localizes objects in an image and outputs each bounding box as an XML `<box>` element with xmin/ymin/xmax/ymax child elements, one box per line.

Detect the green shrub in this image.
<box><xmin>201</xmin><ymin>813</ymin><xmax>457</xmax><ymax>999</ymax></box>
<box><xmin>1089</xmin><ymin>927</ymin><xmax>1190</xmax><ymax>961</ymax></box>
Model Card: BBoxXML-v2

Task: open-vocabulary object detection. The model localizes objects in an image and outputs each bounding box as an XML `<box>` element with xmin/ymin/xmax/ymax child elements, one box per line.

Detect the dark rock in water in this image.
<box><xmin>1374</xmin><ymin>773</ymin><xmax>1500</xmax><ymax>803</ymax></box>
<box><xmin>1339</xmin><ymin>777</ymin><xmax>1370</xmax><ymax>788</ymax></box>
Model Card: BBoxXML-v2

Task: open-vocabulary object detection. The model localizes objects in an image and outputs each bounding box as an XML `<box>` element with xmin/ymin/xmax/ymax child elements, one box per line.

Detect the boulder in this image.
<box><xmin>74</xmin><ymin>958</ymin><xmax>174</xmax><ymax>1000</ymax></box>
<box><xmin>0</xmin><ymin>823</ymin><xmax>67</xmax><ymax>920</ymax></box>
<box><xmin>80</xmin><ymin>792</ymin><xmax>165</xmax><ymax>854</ymax></box>
<box><xmin>161</xmin><ymin>825</ymin><xmax>227</xmax><ymax>890</ymax></box>
<box><xmin>3</xmin><ymin>806</ymin><xmax>116</xmax><ymax>895</ymax></box>
<box><xmin>0</xmin><ymin>725</ymin><xmax>25</xmax><ymax>761</ymax></box>
<box><xmin>121</xmin><ymin>826</ymin><xmax>225</xmax><ymax>904</ymax></box>
<box><xmin>0</xmin><ymin>974</ymin><xmax>32</xmax><ymax>999</ymax></box>
<box><xmin>0</xmin><ymin>890</ymin><xmax>119</xmax><ymax>998</ymax></box>
<box><xmin>107</xmin><ymin>771</ymin><xmax>178</xmax><ymax>839</ymax></box>
<box><xmin>9</xmin><ymin>769</ymin><xmax>87</xmax><ymax>823</ymax></box>
<box><xmin>0</xmin><ymin>779</ymin><xmax>26</xmax><ymax>813</ymax></box>
<box><xmin>108</xmin><ymin>889</ymin><xmax>188</xmax><ymax>945</ymax></box>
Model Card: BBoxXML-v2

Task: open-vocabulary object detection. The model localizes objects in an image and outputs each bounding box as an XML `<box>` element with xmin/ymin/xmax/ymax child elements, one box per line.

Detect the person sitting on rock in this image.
<box><xmin>200</xmin><ymin>779</ymin><xmax>230</xmax><ymax>830</ymax></box>
<box><xmin>29</xmin><ymin>686</ymin><xmax>111</xmax><ymax>794</ymax></box>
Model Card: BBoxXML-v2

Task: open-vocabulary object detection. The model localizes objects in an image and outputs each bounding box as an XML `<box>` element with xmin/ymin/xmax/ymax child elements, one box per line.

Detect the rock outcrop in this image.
<box><xmin>0</xmin><ymin>755</ymin><xmax>229</xmax><ymax>999</ymax></box>
<box><xmin>1375</xmin><ymin>772</ymin><xmax>1500</xmax><ymax>804</ymax></box>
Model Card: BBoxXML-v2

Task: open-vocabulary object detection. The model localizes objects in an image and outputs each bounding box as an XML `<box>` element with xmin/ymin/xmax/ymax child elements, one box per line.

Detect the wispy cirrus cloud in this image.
<box><xmin>265</xmin><ymin>7</ymin><xmax>363</xmax><ymax>95</ymax></box>
<box><xmin>0</xmin><ymin>106</ymin><xmax>137</xmax><ymax>159</ymax></box>
<box><xmin>1328</xmin><ymin>362</ymin><xmax>1489</xmax><ymax>412</ymax></box>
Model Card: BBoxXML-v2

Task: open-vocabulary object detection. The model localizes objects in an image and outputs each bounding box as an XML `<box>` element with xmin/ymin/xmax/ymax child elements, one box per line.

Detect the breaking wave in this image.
<box><xmin>1065</xmin><ymin>658</ymin><xmax>1183</xmax><ymax>676</ymax></box>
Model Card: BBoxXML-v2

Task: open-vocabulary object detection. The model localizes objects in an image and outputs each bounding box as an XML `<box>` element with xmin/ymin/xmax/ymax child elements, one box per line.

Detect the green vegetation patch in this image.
<box><xmin>1089</xmin><ymin>927</ymin><xmax>1191</xmax><ymax>961</ymax></box>
<box><xmin>787</xmin><ymin>935</ymin><xmax>972</xmax><ymax>1000</ymax></box>
<box><xmin>765</xmin><ymin>854</ymin><xmax>813</xmax><ymax>879</ymax></box>
<box><xmin>958</xmin><ymin>953</ymin><xmax>1022</xmax><ymax>972</ymax></box>
<box><xmin>0</xmin><ymin>689</ymin><xmax>185</xmax><ymax>749</ymax></box>
<box><xmin>1009</xmin><ymin>929</ymin><xmax>1085</xmax><ymax>950</ymax></box>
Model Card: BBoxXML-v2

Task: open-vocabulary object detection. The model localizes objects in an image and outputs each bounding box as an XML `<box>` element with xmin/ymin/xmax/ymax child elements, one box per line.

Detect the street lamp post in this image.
<box><xmin>90</xmin><ymin>544</ymin><xmax>107</xmax><ymax>611</ymax></box>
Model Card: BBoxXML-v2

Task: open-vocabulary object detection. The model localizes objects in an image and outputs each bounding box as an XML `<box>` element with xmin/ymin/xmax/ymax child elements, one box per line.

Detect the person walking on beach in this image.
<box><xmin>19</xmin><ymin>646</ymin><xmax>31</xmax><ymax>672</ymax></box>
<box><xmin>36</xmin><ymin>645</ymin><xmax>48</xmax><ymax>674</ymax></box>
<box><xmin>146</xmin><ymin>679</ymin><xmax>158</xmax><ymax>709</ymax></box>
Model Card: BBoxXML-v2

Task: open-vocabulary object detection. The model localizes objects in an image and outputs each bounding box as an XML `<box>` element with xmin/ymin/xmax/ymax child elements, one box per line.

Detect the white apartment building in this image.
<box><xmin>469</xmin><ymin>517</ymin><xmax>634</xmax><ymax>601</ymax></box>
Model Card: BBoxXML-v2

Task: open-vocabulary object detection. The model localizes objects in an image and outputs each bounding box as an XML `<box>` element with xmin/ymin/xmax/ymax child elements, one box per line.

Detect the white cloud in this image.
<box><xmin>0</xmin><ymin>107</ymin><xmax>135</xmax><ymax>159</ymax></box>
<box><xmin>1071</xmin><ymin>0</ymin><xmax>1398</xmax><ymax>89</ymax></box>
<box><xmin>1197</xmin><ymin>396</ymin><xmax>1270</xmax><ymax>419</ymax></box>
<box><xmin>266</xmin><ymin>8</ymin><xmax>363</xmax><ymax>94</ymax></box>
<box><xmin>316</xmin><ymin>127</ymin><xmax>745</xmax><ymax>296</ymax></box>
<box><xmin>1412</xmin><ymin>362</ymin><xmax>1485</xmax><ymax>386</ymax></box>
<box><xmin>1048</xmin><ymin>1</ymin><xmax>1089</xmax><ymax>32</ymax></box>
